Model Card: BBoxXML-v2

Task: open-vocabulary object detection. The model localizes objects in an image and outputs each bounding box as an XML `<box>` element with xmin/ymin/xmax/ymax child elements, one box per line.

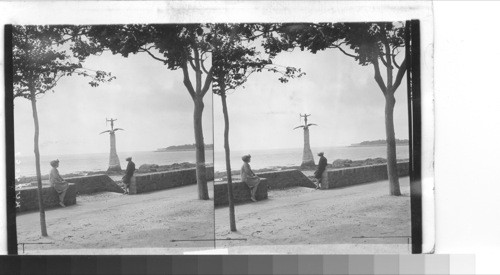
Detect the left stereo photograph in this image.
<box><xmin>8</xmin><ymin>24</ymin><xmax>215</xmax><ymax>254</ymax></box>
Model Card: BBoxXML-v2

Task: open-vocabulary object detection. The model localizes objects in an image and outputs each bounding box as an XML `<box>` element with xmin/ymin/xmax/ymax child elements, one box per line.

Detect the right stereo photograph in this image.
<box><xmin>212</xmin><ymin>21</ymin><xmax>425</xmax><ymax>254</ymax></box>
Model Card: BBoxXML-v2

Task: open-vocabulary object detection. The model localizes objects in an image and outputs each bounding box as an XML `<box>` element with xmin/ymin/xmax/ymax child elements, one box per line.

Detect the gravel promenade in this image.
<box><xmin>215</xmin><ymin>177</ymin><xmax>411</xmax><ymax>254</ymax></box>
<box><xmin>16</xmin><ymin>184</ymin><xmax>215</xmax><ymax>254</ymax></box>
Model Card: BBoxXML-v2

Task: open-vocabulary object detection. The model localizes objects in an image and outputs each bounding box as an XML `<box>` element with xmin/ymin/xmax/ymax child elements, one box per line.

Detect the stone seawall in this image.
<box><xmin>256</xmin><ymin>169</ymin><xmax>316</xmax><ymax>189</ymax></box>
<box><xmin>214</xmin><ymin>179</ymin><xmax>268</xmax><ymax>207</ymax></box>
<box><xmin>323</xmin><ymin>162</ymin><xmax>409</xmax><ymax>189</ymax></box>
<box><xmin>66</xmin><ymin>174</ymin><xmax>123</xmax><ymax>195</ymax></box>
<box><xmin>17</xmin><ymin>183</ymin><xmax>77</xmax><ymax>212</ymax></box>
<box><xmin>130</xmin><ymin>166</ymin><xmax>214</xmax><ymax>194</ymax></box>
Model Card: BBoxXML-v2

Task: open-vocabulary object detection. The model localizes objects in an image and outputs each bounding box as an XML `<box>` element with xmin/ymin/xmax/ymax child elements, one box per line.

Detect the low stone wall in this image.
<box><xmin>16</xmin><ymin>183</ymin><xmax>77</xmax><ymax>212</ymax></box>
<box><xmin>323</xmin><ymin>162</ymin><xmax>409</xmax><ymax>189</ymax></box>
<box><xmin>256</xmin><ymin>169</ymin><xmax>316</xmax><ymax>189</ymax></box>
<box><xmin>130</xmin><ymin>166</ymin><xmax>214</xmax><ymax>194</ymax></box>
<box><xmin>66</xmin><ymin>174</ymin><xmax>124</xmax><ymax>195</ymax></box>
<box><xmin>214</xmin><ymin>179</ymin><xmax>268</xmax><ymax>207</ymax></box>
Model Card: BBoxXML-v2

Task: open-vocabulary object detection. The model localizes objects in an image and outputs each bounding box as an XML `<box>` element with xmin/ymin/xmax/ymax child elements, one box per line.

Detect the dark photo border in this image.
<box><xmin>406</xmin><ymin>19</ymin><xmax>422</xmax><ymax>254</ymax></box>
<box><xmin>5</xmin><ymin>24</ymin><xmax>18</xmax><ymax>255</ymax></box>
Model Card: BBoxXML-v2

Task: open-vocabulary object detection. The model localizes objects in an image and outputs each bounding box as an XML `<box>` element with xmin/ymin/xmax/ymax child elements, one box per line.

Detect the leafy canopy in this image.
<box><xmin>13</xmin><ymin>25</ymin><xmax>114</xmax><ymax>99</ymax></box>
<box><xmin>76</xmin><ymin>24</ymin><xmax>209</xmax><ymax>69</ymax></box>
<box><xmin>212</xmin><ymin>23</ymin><xmax>305</xmax><ymax>96</ymax></box>
<box><xmin>266</xmin><ymin>22</ymin><xmax>405</xmax><ymax>66</ymax></box>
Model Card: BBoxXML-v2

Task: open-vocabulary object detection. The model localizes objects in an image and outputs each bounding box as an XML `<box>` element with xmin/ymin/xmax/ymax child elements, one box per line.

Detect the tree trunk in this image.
<box><xmin>384</xmin><ymin>93</ymin><xmax>401</xmax><ymax>196</ymax></box>
<box><xmin>30</xmin><ymin>95</ymin><xmax>48</xmax><ymax>237</ymax></box>
<box><xmin>301</xmin><ymin>127</ymin><xmax>315</xmax><ymax>168</ymax></box>
<box><xmin>193</xmin><ymin>97</ymin><xmax>209</xmax><ymax>200</ymax></box>
<box><xmin>221</xmin><ymin>93</ymin><xmax>236</xmax><ymax>231</ymax></box>
<box><xmin>107</xmin><ymin>131</ymin><xmax>121</xmax><ymax>172</ymax></box>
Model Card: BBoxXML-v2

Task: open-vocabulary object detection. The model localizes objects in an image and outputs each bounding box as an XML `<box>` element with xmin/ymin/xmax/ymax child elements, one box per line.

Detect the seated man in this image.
<box><xmin>241</xmin><ymin>154</ymin><xmax>260</xmax><ymax>202</ymax></box>
<box><xmin>49</xmin><ymin>159</ymin><xmax>69</xmax><ymax>207</ymax></box>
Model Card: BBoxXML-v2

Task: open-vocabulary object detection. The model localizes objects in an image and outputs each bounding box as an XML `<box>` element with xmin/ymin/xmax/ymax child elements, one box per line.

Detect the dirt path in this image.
<box><xmin>16</xmin><ymin>184</ymin><xmax>215</xmax><ymax>254</ymax></box>
<box><xmin>16</xmin><ymin>178</ymin><xmax>412</xmax><ymax>254</ymax></box>
<box><xmin>215</xmin><ymin>177</ymin><xmax>411</xmax><ymax>254</ymax></box>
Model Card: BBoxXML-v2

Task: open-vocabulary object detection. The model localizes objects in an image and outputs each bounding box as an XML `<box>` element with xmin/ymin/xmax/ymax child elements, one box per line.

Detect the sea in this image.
<box><xmin>15</xmin><ymin>146</ymin><xmax>409</xmax><ymax>177</ymax></box>
<box><xmin>217</xmin><ymin>145</ymin><xmax>409</xmax><ymax>171</ymax></box>
<box><xmin>15</xmin><ymin>150</ymin><xmax>214</xmax><ymax>178</ymax></box>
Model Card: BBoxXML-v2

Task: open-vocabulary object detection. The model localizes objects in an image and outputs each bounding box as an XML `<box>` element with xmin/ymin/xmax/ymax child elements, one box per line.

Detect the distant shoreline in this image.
<box><xmin>349</xmin><ymin>139</ymin><xmax>409</xmax><ymax>147</ymax></box>
<box><xmin>154</xmin><ymin>149</ymin><xmax>197</xmax><ymax>152</ymax></box>
<box><xmin>155</xmin><ymin>144</ymin><xmax>214</xmax><ymax>152</ymax></box>
<box><xmin>348</xmin><ymin>144</ymin><xmax>409</xmax><ymax>147</ymax></box>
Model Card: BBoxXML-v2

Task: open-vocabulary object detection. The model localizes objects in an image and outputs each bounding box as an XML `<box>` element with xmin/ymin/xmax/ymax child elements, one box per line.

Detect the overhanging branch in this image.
<box><xmin>194</xmin><ymin>48</ymin><xmax>202</xmax><ymax>93</ymax></box>
<box><xmin>200</xmin><ymin>59</ymin><xmax>209</xmax><ymax>75</ymax></box>
<box><xmin>181</xmin><ymin>62</ymin><xmax>197</xmax><ymax>99</ymax></box>
<box><xmin>189</xmin><ymin>58</ymin><xmax>198</xmax><ymax>72</ymax></box>
<box><xmin>392</xmin><ymin>47</ymin><xmax>401</xmax><ymax>69</ymax></box>
<box><xmin>380</xmin><ymin>24</ymin><xmax>393</xmax><ymax>89</ymax></box>
<box><xmin>201</xmin><ymin>67</ymin><xmax>214</xmax><ymax>97</ymax></box>
<box><xmin>329</xmin><ymin>44</ymin><xmax>357</xmax><ymax>58</ymax></box>
<box><xmin>392</xmin><ymin>57</ymin><xmax>407</xmax><ymax>92</ymax></box>
<box><xmin>379</xmin><ymin>53</ymin><xmax>388</xmax><ymax>67</ymax></box>
<box><xmin>139</xmin><ymin>47</ymin><xmax>168</xmax><ymax>64</ymax></box>
<box><xmin>372</xmin><ymin>58</ymin><xmax>387</xmax><ymax>95</ymax></box>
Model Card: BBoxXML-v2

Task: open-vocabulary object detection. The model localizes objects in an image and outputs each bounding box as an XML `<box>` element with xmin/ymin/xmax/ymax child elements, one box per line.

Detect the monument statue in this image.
<box><xmin>100</xmin><ymin>118</ymin><xmax>124</xmax><ymax>172</ymax></box>
<box><xmin>294</xmin><ymin>114</ymin><xmax>317</xmax><ymax>168</ymax></box>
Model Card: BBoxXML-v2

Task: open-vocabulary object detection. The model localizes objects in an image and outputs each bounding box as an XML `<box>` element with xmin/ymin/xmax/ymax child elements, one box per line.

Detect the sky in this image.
<box><xmin>212</xmin><ymin>46</ymin><xmax>409</xmax><ymax>152</ymax></box>
<box><xmin>14</xmin><ymin>50</ymin><xmax>214</xmax><ymax>156</ymax></box>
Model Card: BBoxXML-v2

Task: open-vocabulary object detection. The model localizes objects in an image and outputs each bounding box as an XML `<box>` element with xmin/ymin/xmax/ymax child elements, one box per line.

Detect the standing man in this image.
<box><xmin>314</xmin><ymin>152</ymin><xmax>327</xmax><ymax>189</ymax></box>
<box><xmin>122</xmin><ymin>157</ymin><xmax>135</xmax><ymax>194</ymax></box>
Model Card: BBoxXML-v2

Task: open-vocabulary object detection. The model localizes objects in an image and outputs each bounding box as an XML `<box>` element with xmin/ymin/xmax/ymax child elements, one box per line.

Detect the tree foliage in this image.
<box><xmin>73</xmin><ymin>24</ymin><xmax>215</xmax><ymax>99</ymax></box>
<box><xmin>267</xmin><ymin>22</ymin><xmax>404</xmax><ymax>60</ymax></box>
<box><xmin>272</xmin><ymin>22</ymin><xmax>407</xmax><ymax>94</ymax></box>
<box><xmin>13</xmin><ymin>25</ymin><xmax>114</xmax><ymax>99</ymax></box>
<box><xmin>212</xmin><ymin>23</ymin><xmax>305</xmax><ymax>96</ymax></box>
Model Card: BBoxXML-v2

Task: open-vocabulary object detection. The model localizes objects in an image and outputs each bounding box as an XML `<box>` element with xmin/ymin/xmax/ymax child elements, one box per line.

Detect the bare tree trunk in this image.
<box><xmin>301</xmin><ymin>127</ymin><xmax>315</xmax><ymax>168</ymax></box>
<box><xmin>194</xmin><ymin>97</ymin><xmax>209</xmax><ymax>200</ymax></box>
<box><xmin>380</xmin><ymin>24</ymin><xmax>402</xmax><ymax>196</ymax></box>
<box><xmin>221</xmin><ymin>92</ymin><xmax>236</xmax><ymax>231</ymax></box>
<box><xmin>181</xmin><ymin>60</ymin><xmax>210</xmax><ymax>201</ymax></box>
<box><xmin>30</xmin><ymin>95</ymin><xmax>48</xmax><ymax>236</ymax></box>
<box><xmin>107</xmin><ymin>132</ymin><xmax>121</xmax><ymax>172</ymax></box>
<box><xmin>385</xmin><ymin>93</ymin><xmax>401</xmax><ymax>196</ymax></box>
<box><xmin>372</xmin><ymin>40</ymin><xmax>404</xmax><ymax>196</ymax></box>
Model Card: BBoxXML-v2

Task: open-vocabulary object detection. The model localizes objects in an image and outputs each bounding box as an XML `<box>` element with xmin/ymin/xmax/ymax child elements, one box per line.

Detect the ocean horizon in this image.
<box><xmin>15</xmin><ymin>145</ymin><xmax>408</xmax><ymax>177</ymax></box>
<box><xmin>15</xmin><ymin>150</ymin><xmax>214</xmax><ymax>178</ymax></box>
